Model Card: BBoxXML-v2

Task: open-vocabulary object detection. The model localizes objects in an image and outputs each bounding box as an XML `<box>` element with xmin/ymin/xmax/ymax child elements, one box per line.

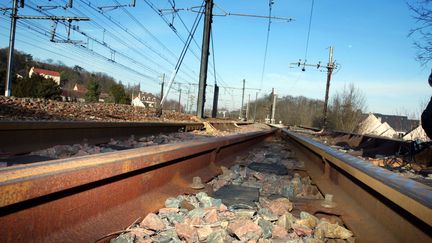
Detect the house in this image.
<box><xmin>99</xmin><ymin>92</ymin><xmax>109</xmax><ymax>103</ymax></box>
<box><xmin>356</xmin><ymin>113</ymin><xmax>397</xmax><ymax>138</ymax></box>
<box><xmin>356</xmin><ymin>113</ymin><xmax>420</xmax><ymax>139</ymax></box>
<box><xmin>131</xmin><ymin>92</ymin><xmax>158</xmax><ymax>108</ymax></box>
<box><xmin>373</xmin><ymin>113</ymin><xmax>419</xmax><ymax>135</ymax></box>
<box><xmin>29</xmin><ymin>67</ymin><xmax>61</xmax><ymax>85</ymax></box>
<box><xmin>61</xmin><ymin>83</ymin><xmax>87</xmax><ymax>102</ymax></box>
<box><xmin>403</xmin><ymin>125</ymin><xmax>430</xmax><ymax>142</ymax></box>
<box><xmin>131</xmin><ymin>95</ymin><xmax>145</xmax><ymax>107</ymax></box>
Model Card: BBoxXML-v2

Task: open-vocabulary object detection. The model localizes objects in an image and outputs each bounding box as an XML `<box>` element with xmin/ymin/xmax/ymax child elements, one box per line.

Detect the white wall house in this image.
<box><xmin>29</xmin><ymin>67</ymin><xmax>61</xmax><ymax>85</ymax></box>
<box><xmin>131</xmin><ymin>92</ymin><xmax>157</xmax><ymax>108</ymax></box>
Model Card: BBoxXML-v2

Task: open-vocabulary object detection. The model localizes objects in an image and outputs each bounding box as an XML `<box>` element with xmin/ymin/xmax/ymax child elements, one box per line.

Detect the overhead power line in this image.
<box><xmin>259</xmin><ymin>0</ymin><xmax>274</xmax><ymax>90</ymax></box>
<box><xmin>78</xmin><ymin>0</ymin><xmax>198</xmax><ymax>82</ymax></box>
<box><xmin>159</xmin><ymin>1</ymin><xmax>205</xmax><ymax>110</ymax></box>
<box><xmin>304</xmin><ymin>0</ymin><xmax>315</xmax><ymax>63</ymax></box>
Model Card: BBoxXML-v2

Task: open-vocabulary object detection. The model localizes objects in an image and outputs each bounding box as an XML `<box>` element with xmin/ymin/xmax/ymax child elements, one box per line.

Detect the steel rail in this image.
<box><xmin>282</xmin><ymin>129</ymin><xmax>432</xmax><ymax>241</ymax></box>
<box><xmin>0</xmin><ymin>128</ymin><xmax>275</xmax><ymax>242</ymax></box>
<box><xmin>0</xmin><ymin>121</ymin><xmax>204</xmax><ymax>155</ymax></box>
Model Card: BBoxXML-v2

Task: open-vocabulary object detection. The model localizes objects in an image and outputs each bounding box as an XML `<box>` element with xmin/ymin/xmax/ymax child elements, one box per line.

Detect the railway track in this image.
<box><xmin>0</xmin><ymin>125</ymin><xmax>430</xmax><ymax>242</ymax></box>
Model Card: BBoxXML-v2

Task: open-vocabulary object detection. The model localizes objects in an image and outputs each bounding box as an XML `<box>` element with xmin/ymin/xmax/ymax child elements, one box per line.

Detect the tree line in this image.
<box><xmin>0</xmin><ymin>48</ymin><xmax>182</xmax><ymax>106</ymax></box>
<box><xmin>243</xmin><ymin>84</ymin><xmax>366</xmax><ymax>132</ymax></box>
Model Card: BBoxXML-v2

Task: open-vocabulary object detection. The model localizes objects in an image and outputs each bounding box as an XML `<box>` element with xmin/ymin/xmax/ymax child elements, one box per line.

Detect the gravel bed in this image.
<box><xmin>0</xmin><ymin>124</ymin><xmax>271</xmax><ymax>167</ymax></box>
<box><xmin>0</xmin><ymin>96</ymin><xmax>196</xmax><ymax>122</ymax></box>
<box><xmin>108</xmin><ymin>139</ymin><xmax>355</xmax><ymax>243</ymax></box>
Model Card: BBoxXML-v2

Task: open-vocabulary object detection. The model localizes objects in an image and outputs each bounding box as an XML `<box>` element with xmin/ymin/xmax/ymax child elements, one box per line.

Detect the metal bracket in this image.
<box><xmin>37</xmin><ymin>0</ymin><xmax>73</xmax><ymax>10</ymax></box>
<box><xmin>50</xmin><ymin>19</ymin><xmax>85</xmax><ymax>44</ymax></box>
<box><xmin>97</xmin><ymin>0</ymin><xmax>136</xmax><ymax>12</ymax></box>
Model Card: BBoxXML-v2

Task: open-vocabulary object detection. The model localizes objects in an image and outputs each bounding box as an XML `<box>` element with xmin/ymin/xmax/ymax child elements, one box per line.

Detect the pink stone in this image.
<box><xmin>292</xmin><ymin>223</ymin><xmax>313</xmax><ymax>236</ymax></box>
<box><xmin>219</xmin><ymin>203</ymin><xmax>228</xmax><ymax>212</ymax></box>
<box><xmin>272</xmin><ymin>225</ymin><xmax>288</xmax><ymax>239</ymax></box>
<box><xmin>228</xmin><ymin>219</ymin><xmax>262</xmax><ymax>240</ymax></box>
<box><xmin>184</xmin><ymin>216</ymin><xmax>202</xmax><ymax>226</ymax></box>
<box><xmin>220</xmin><ymin>211</ymin><xmax>236</xmax><ymax>220</ymax></box>
<box><xmin>140</xmin><ymin>213</ymin><xmax>165</xmax><ymax>231</ymax></box>
<box><xmin>175</xmin><ymin>223</ymin><xmax>198</xmax><ymax>242</ymax></box>
<box><xmin>204</xmin><ymin>209</ymin><xmax>219</xmax><ymax>223</ymax></box>
<box><xmin>268</xmin><ymin>198</ymin><xmax>293</xmax><ymax>216</ymax></box>
<box><xmin>158</xmin><ymin>207</ymin><xmax>179</xmax><ymax>215</ymax></box>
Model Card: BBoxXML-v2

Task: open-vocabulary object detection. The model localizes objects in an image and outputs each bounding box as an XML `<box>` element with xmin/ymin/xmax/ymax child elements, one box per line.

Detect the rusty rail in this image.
<box><xmin>0</xmin><ymin>129</ymin><xmax>275</xmax><ymax>242</ymax></box>
<box><xmin>282</xmin><ymin>129</ymin><xmax>432</xmax><ymax>242</ymax></box>
<box><xmin>0</xmin><ymin>121</ymin><xmax>204</xmax><ymax>155</ymax></box>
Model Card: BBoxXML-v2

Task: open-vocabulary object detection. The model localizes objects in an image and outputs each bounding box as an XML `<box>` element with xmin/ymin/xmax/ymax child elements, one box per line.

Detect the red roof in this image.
<box><xmin>33</xmin><ymin>67</ymin><xmax>60</xmax><ymax>77</ymax></box>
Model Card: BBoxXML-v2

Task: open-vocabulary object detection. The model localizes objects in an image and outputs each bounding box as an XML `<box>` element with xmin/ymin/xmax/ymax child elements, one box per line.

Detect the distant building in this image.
<box><xmin>356</xmin><ymin>113</ymin><xmax>420</xmax><ymax>139</ymax></box>
<box><xmin>73</xmin><ymin>83</ymin><xmax>88</xmax><ymax>93</ymax></box>
<box><xmin>29</xmin><ymin>67</ymin><xmax>61</xmax><ymax>85</ymax></box>
<box><xmin>99</xmin><ymin>92</ymin><xmax>109</xmax><ymax>103</ymax></box>
<box><xmin>61</xmin><ymin>83</ymin><xmax>87</xmax><ymax>102</ymax></box>
<box><xmin>131</xmin><ymin>92</ymin><xmax>157</xmax><ymax>108</ymax></box>
<box><xmin>373</xmin><ymin>113</ymin><xmax>419</xmax><ymax>135</ymax></box>
<box><xmin>403</xmin><ymin>125</ymin><xmax>430</xmax><ymax>142</ymax></box>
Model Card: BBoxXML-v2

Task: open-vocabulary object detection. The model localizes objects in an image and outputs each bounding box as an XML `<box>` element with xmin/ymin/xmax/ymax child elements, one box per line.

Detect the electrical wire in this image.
<box><xmin>259</xmin><ymin>0</ymin><xmax>274</xmax><ymax>91</ymax></box>
<box><xmin>143</xmin><ymin>0</ymin><xmax>231</xmax><ymax>94</ymax></box>
<box><xmin>11</xmin><ymin>14</ymin><xmax>161</xmax><ymax>87</ymax></box>
<box><xmin>78</xmin><ymin>0</ymin><xmax>198</xmax><ymax>82</ymax></box>
<box><xmin>211</xmin><ymin>28</ymin><xmax>216</xmax><ymax>86</ymax></box>
<box><xmin>304</xmin><ymin>0</ymin><xmax>315</xmax><ymax>62</ymax></box>
<box><xmin>24</xmin><ymin>2</ymin><xmax>164</xmax><ymax>79</ymax></box>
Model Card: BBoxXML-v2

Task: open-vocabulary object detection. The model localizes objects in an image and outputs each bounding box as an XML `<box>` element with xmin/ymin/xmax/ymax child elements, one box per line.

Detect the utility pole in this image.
<box><xmin>160</xmin><ymin>74</ymin><xmax>165</xmax><ymax>108</ymax></box>
<box><xmin>253</xmin><ymin>92</ymin><xmax>258</xmax><ymax>122</ymax></box>
<box><xmin>322</xmin><ymin>46</ymin><xmax>334</xmax><ymax>130</ymax></box>
<box><xmin>290</xmin><ymin>46</ymin><xmax>337</xmax><ymax>129</ymax></box>
<box><xmin>178</xmin><ymin>83</ymin><xmax>182</xmax><ymax>113</ymax></box>
<box><xmin>211</xmin><ymin>84</ymin><xmax>219</xmax><ymax>118</ymax></box>
<box><xmin>271</xmin><ymin>88</ymin><xmax>276</xmax><ymax>124</ymax></box>
<box><xmin>3</xmin><ymin>0</ymin><xmax>88</xmax><ymax>97</ymax></box>
<box><xmin>5</xmin><ymin>0</ymin><xmax>18</xmax><ymax>97</ymax></box>
<box><xmin>196</xmin><ymin>0</ymin><xmax>213</xmax><ymax>118</ymax></box>
<box><xmin>246</xmin><ymin>94</ymin><xmax>250</xmax><ymax>121</ymax></box>
<box><xmin>185</xmin><ymin>86</ymin><xmax>190</xmax><ymax>114</ymax></box>
<box><xmin>240</xmin><ymin>79</ymin><xmax>246</xmax><ymax>120</ymax></box>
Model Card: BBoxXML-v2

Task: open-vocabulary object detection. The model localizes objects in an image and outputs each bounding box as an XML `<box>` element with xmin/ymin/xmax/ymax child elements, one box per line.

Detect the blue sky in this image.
<box><xmin>1</xmin><ymin>0</ymin><xmax>431</xmax><ymax>117</ymax></box>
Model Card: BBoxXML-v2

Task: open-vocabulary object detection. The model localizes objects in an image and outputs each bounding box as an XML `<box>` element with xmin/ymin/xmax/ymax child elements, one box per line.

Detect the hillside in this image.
<box><xmin>0</xmin><ymin>48</ymin><xmax>133</xmax><ymax>95</ymax></box>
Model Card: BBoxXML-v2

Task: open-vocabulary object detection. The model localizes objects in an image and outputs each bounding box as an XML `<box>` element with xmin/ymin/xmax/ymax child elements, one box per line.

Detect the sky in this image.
<box><xmin>0</xmin><ymin>0</ymin><xmax>431</xmax><ymax>117</ymax></box>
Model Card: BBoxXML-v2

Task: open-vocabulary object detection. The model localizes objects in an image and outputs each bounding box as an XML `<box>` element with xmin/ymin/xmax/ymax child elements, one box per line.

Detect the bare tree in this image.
<box><xmin>327</xmin><ymin>84</ymin><xmax>367</xmax><ymax>132</ymax></box>
<box><xmin>408</xmin><ymin>0</ymin><xmax>432</xmax><ymax>65</ymax></box>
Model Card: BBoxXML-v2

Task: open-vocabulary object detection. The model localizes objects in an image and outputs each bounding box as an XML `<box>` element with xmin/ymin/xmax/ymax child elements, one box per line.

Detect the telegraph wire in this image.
<box><xmin>160</xmin><ymin>0</ymin><xmax>204</xmax><ymax>106</ymax></box>
<box><xmin>211</xmin><ymin>28</ymin><xmax>216</xmax><ymax>85</ymax></box>
<box><xmin>24</xmin><ymin>2</ymin><xmax>163</xmax><ymax>78</ymax></box>
<box><xmin>165</xmin><ymin>0</ymin><xmax>230</xmax><ymax>92</ymax></box>
<box><xmin>0</xmin><ymin>19</ymin><xmax>153</xmax><ymax>87</ymax></box>
<box><xmin>259</xmin><ymin>0</ymin><xmax>274</xmax><ymax>91</ymax></box>
<box><xmin>78</xmin><ymin>0</ymin><xmax>198</xmax><ymax>82</ymax></box>
<box><xmin>304</xmin><ymin>0</ymin><xmax>315</xmax><ymax>62</ymax></box>
<box><xmin>143</xmin><ymin>0</ymin><xmax>231</xmax><ymax>93</ymax></box>
<box><xmin>59</xmin><ymin>0</ymin><xmax>174</xmax><ymax>75</ymax></box>
<box><xmin>111</xmin><ymin>0</ymin><xmax>201</xmax><ymax>82</ymax></box>
<box><xmin>10</xmin><ymin>11</ymin><xmax>161</xmax><ymax>86</ymax></box>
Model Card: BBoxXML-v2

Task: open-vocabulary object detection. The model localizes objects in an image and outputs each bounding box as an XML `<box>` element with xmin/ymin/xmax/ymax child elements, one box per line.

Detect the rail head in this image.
<box><xmin>0</xmin><ymin>129</ymin><xmax>276</xmax><ymax>208</ymax></box>
<box><xmin>282</xmin><ymin>129</ymin><xmax>432</xmax><ymax>226</ymax></box>
<box><xmin>0</xmin><ymin>120</ymin><xmax>204</xmax><ymax>130</ymax></box>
